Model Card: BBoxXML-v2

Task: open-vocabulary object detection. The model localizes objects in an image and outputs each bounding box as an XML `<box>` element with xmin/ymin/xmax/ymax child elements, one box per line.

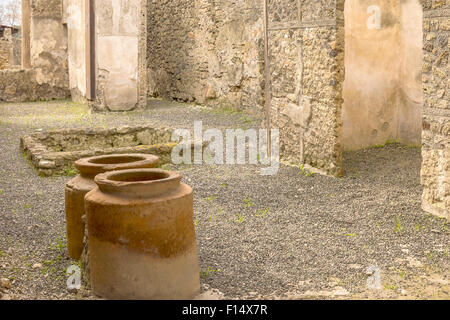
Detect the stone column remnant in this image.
<box><xmin>21</xmin><ymin>0</ymin><xmax>31</xmax><ymax>69</ymax></box>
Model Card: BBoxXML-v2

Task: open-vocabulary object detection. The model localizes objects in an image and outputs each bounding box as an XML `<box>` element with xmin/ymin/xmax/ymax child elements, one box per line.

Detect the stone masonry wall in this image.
<box><xmin>269</xmin><ymin>0</ymin><xmax>344</xmax><ymax>176</ymax></box>
<box><xmin>0</xmin><ymin>39</ymin><xmax>12</xmax><ymax>70</ymax></box>
<box><xmin>421</xmin><ymin>0</ymin><xmax>449</xmax><ymax>219</ymax></box>
<box><xmin>0</xmin><ymin>0</ymin><xmax>70</xmax><ymax>102</ymax></box>
<box><xmin>147</xmin><ymin>0</ymin><xmax>265</xmax><ymax>116</ymax></box>
<box><xmin>148</xmin><ymin>0</ymin><xmax>448</xmax><ymax>215</ymax></box>
<box><xmin>0</xmin><ymin>68</ymin><xmax>70</xmax><ymax>102</ymax></box>
<box><xmin>147</xmin><ymin>0</ymin><xmax>344</xmax><ymax>176</ymax></box>
<box><xmin>12</xmin><ymin>38</ymin><xmax>21</xmax><ymax>65</ymax></box>
<box><xmin>0</xmin><ymin>31</ymin><xmax>21</xmax><ymax>70</ymax></box>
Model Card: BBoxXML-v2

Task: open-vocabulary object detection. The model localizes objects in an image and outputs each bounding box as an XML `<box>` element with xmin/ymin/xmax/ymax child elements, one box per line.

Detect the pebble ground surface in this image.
<box><xmin>0</xmin><ymin>100</ymin><xmax>448</xmax><ymax>300</ymax></box>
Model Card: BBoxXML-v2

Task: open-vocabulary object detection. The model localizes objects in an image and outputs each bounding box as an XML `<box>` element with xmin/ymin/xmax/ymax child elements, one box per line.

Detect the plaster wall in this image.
<box><xmin>64</xmin><ymin>0</ymin><xmax>87</xmax><ymax>102</ymax></box>
<box><xmin>342</xmin><ymin>0</ymin><xmax>423</xmax><ymax>150</ymax></box>
<box><xmin>398</xmin><ymin>0</ymin><xmax>423</xmax><ymax>145</ymax></box>
<box><xmin>93</xmin><ymin>0</ymin><xmax>140</xmax><ymax>111</ymax></box>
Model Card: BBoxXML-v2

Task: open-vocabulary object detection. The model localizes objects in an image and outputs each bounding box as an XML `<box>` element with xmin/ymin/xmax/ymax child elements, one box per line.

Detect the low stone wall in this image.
<box><xmin>0</xmin><ymin>68</ymin><xmax>70</xmax><ymax>102</ymax></box>
<box><xmin>20</xmin><ymin>125</ymin><xmax>204</xmax><ymax>176</ymax></box>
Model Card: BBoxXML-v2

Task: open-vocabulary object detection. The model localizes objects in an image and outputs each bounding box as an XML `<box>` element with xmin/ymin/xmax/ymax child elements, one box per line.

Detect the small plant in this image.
<box><xmin>44</xmin><ymin>259</ymin><xmax>55</xmax><ymax>266</ymax></box>
<box><xmin>50</xmin><ymin>236</ymin><xmax>66</xmax><ymax>252</ymax></box>
<box><xmin>256</xmin><ymin>208</ymin><xmax>270</xmax><ymax>219</ymax></box>
<box><xmin>201</xmin><ymin>266</ymin><xmax>220</xmax><ymax>278</ymax></box>
<box><xmin>194</xmin><ymin>219</ymin><xmax>199</xmax><ymax>226</ymax></box>
<box><xmin>345</xmin><ymin>233</ymin><xmax>357</xmax><ymax>237</ymax></box>
<box><xmin>0</xmin><ymin>189</ymin><xmax>3</xmax><ymax>195</ymax></box>
<box><xmin>160</xmin><ymin>164</ymin><xmax>172</xmax><ymax>171</ymax></box>
<box><xmin>62</xmin><ymin>168</ymin><xmax>78</xmax><ymax>177</ymax></box>
<box><xmin>205</xmin><ymin>196</ymin><xmax>217</xmax><ymax>202</ymax></box>
<box><xmin>243</xmin><ymin>198</ymin><xmax>253</xmax><ymax>207</ymax></box>
<box><xmin>240</xmin><ymin>115</ymin><xmax>253</xmax><ymax>124</ymax></box>
<box><xmin>394</xmin><ymin>216</ymin><xmax>404</xmax><ymax>234</ymax></box>
<box><xmin>236</xmin><ymin>213</ymin><xmax>244</xmax><ymax>224</ymax></box>
<box><xmin>221</xmin><ymin>183</ymin><xmax>227</xmax><ymax>189</ymax></box>
<box><xmin>56</xmin><ymin>240</ymin><xmax>65</xmax><ymax>252</ymax></box>
<box><xmin>298</xmin><ymin>164</ymin><xmax>314</xmax><ymax>177</ymax></box>
<box><xmin>387</xmin><ymin>284</ymin><xmax>397</xmax><ymax>291</ymax></box>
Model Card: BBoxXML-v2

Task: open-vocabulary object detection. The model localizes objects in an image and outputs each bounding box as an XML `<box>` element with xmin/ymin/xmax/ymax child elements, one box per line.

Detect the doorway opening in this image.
<box><xmin>0</xmin><ymin>0</ymin><xmax>22</xmax><ymax>70</ymax></box>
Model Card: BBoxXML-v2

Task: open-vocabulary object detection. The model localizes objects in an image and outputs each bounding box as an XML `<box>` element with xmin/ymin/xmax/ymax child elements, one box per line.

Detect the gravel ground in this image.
<box><xmin>0</xmin><ymin>100</ymin><xmax>448</xmax><ymax>300</ymax></box>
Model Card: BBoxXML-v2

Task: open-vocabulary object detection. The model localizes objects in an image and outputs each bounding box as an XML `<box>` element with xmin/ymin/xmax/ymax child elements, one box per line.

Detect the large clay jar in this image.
<box><xmin>65</xmin><ymin>154</ymin><xmax>159</xmax><ymax>260</ymax></box>
<box><xmin>84</xmin><ymin>169</ymin><xmax>200</xmax><ymax>300</ymax></box>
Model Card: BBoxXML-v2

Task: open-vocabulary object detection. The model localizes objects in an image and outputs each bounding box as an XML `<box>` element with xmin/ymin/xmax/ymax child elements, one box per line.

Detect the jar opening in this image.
<box><xmin>108</xmin><ymin>171</ymin><xmax>171</xmax><ymax>182</ymax></box>
<box><xmin>88</xmin><ymin>155</ymin><xmax>145</xmax><ymax>165</ymax></box>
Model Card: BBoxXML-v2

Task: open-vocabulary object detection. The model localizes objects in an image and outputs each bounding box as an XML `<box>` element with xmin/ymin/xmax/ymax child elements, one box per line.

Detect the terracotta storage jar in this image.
<box><xmin>84</xmin><ymin>169</ymin><xmax>200</xmax><ymax>300</ymax></box>
<box><xmin>65</xmin><ymin>154</ymin><xmax>159</xmax><ymax>260</ymax></box>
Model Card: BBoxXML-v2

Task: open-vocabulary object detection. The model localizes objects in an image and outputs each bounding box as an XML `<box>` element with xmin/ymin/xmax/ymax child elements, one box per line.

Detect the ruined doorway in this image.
<box><xmin>0</xmin><ymin>0</ymin><xmax>22</xmax><ymax>70</ymax></box>
<box><xmin>342</xmin><ymin>0</ymin><xmax>423</xmax><ymax>150</ymax></box>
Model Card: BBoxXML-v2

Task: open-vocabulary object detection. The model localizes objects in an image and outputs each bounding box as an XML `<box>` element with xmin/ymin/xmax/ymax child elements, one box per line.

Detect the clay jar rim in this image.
<box><xmin>75</xmin><ymin>154</ymin><xmax>160</xmax><ymax>177</ymax></box>
<box><xmin>94</xmin><ymin>168</ymin><xmax>182</xmax><ymax>197</ymax></box>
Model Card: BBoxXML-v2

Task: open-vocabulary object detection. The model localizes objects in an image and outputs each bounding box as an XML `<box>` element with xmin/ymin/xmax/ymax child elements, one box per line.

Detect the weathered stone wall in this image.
<box><xmin>0</xmin><ymin>39</ymin><xmax>12</xmax><ymax>70</ymax></box>
<box><xmin>421</xmin><ymin>0</ymin><xmax>449</xmax><ymax>219</ymax></box>
<box><xmin>0</xmin><ymin>0</ymin><xmax>70</xmax><ymax>102</ymax></box>
<box><xmin>12</xmin><ymin>38</ymin><xmax>21</xmax><ymax>66</ymax></box>
<box><xmin>147</xmin><ymin>0</ymin><xmax>265</xmax><ymax>116</ymax></box>
<box><xmin>269</xmin><ymin>0</ymin><xmax>344</xmax><ymax>176</ymax></box>
<box><xmin>147</xmin><ymin>0</ymin><xmax>344</xmax><ymax>175</ymax></box>
<box><xmin>0</xmin><ymin>30</ymin><xmax>21</xmax><ymax>70</ymax></box>
<box><xmin>30</xmin><ymin>0</ymin><xmax>70</xmax><ymax>91</ymax></box>
<box><xmin>0</xmin><ymin>68</ymin><xmax>70</xmax><ymax>102</ymax></box>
